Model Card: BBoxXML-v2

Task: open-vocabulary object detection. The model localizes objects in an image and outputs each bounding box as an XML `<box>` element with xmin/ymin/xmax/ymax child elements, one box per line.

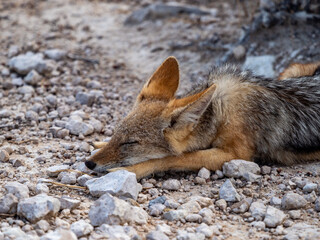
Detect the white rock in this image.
<box><xmin>288</xmin><ymin>210</ymin><xmax>301</xmax><ymax>219</ymax></box>
<box><xmin>222</xmin><ymin>160</ymin><xmax>260</xmax><ymax>179</ymax></box>
<box><xmin>250</xmin><ymin>201</ymin><xmax>266</xmax><ymax>221</ymax></box>
<box><xmin>215</xmin><ymin>199</ymin><xmax>227</xmax><ymax>211</ymax></box>
<box><xmin>264</xmin><ymin>206</ymin><xmax>286</xmax><ymax>228</ymax></box>
<box><xmin>75</xmin><ymin>92</ymin><xmax>96</xmax><ymax>106</ymax></box>
<box><xmin>35</xmin><ymin>220</ymin><xmax>50</xmax><ymax>232</ymax></box>
<box><xmin>176</xmin><ymin>230</ymin><xmax>205</xmax><ymax>240</ymax></box>
<box><xmin>40</xmin><ymin>229</ymin><xmax>77</xmax><ymax>240</ymax></box>
<box><xmin>35</xmin><ymin>183</ymin><xmax>49</xmax><ymax>194</ymax></box>
<box><xmin>0</xmin><ymin>193</ymin><xmax>18</xmax><ymax>214</ymax></box>
<box><xmin>9</xmin><ymin>52</ymin><xmax>49</xmax><ymax>75</ymax></box>
<box><xmin>156</xmin><ymin>224</ymin><xmax>171</xmax><ymax>235</ymax></box>
<box><xmin>196</xmin><ymin>223</ymin><xmax>214</xmax><ymax>238</ymax></box>
<box><xmin>89</xmin><ymin>119</ymin><xmax>103</xmax><ymax>132</ymax></box>
<box><xmin>198</xmin><ymin>167</ymin><xmax>211</xmax><ymax>180</ymax></box>
<box><xmin>70</xmin><ymin>220</ymin><xmax>93</xmax><ymax>237</ymax></box>
<box><xmin>284</xmin><ymin>223</ymin><xmax>320</xmax><ymax>240</ymax></box>
<box><xmin>58</xmin><ymin>172</ymin><xmax>77</xmax><ymax>185</ymax></box>
<box><xmin>270</xmin><ymin>196</ymin><xmax>282</xmax><ymax>206</ymax></box>
<box><xmin>186</xmin><ymin>213</ymin><xmax>202</xmax><ymax>222</ymax></box>
<box><xmin>44</xmin><ymin>49</ymin><xmax>67</xmax><ymax>61</ymax></box>
<box><xmin>178</xmin><ymin>200</ymin><xmax>201</xmax><ymax>213</ymax></box>
<box><xmin>86</xmin><ymin>170</ymin><xmax>139</xmax><ymax>200</ymax></box>
<box><xmin>3</xmin><ymin>227</ymin><xmax>28</xmax><ymax>239</ymax></box>
<box><xmin>59</xmin><ymin>196</ymin><xmax>80</xmax><ymax>210</ymax></box>
<box><xmin>303</xmin><ymin>183</ymin><xmax>318</xmax><ymax>193</ymax></box>
<box><xmin>281</xmin><ymin>192</ymin><xmax>307</xmax><ymax>210</ymax></box>
<box><xmin>77</xmin><ymin>174</ymin><xmax>93</xmax><ymax>186</ymax></box>
<box><xmin>219</xmin><ymin>179</ymin><xmax>240</xmax><ymax>202</ymax></box>
<box><xmin>0</xmin><ymin>150</ymin><xmax>10</xmax><ymax>162</ymax></box>
<box><xmin>17</xmin><ymin>194</ymin><xmax>60</xmax><ymax>223</ymax></box>
<box><xmin>162</xmin><ymin>179</ymin><xmax>181</xmax><ymax>190</ymax></box>
<box><xmin>5</xmin><ymin>181</ymin><xmax>29</xmax><ymax>200</ymax></box>
<box><xmin>94</xmin><ymin>224</ymin><xmax>139</xmax><ymax>240</ymax></box>
<box><xmin>146</xmin><ymin>231</ymin><xmax>169</xmax><ymax>240</ymax></box>
<box><xmin>163</xmin><ymin>209</ymin><xmax>187</xmax><ymax>221</ymax></box>
<box><xmin>46</xmin><ymin>165</ymin><xmax>70</xmax><ymax>177</ymax></box>
<box><xmin>242</xmin><ymin>55</ymin><xmax>276</xmax><ymax>78</ymax></box>
<box><xmin>24</xmin><ymin>70</ymin><xmax>41</xmax><ymax>85</ymax></box>
<box><xmin>89</xmin><ymin>193</ymin><xmax>148</xmax><ymax>226</ymax></box>
<box><xmin>65</xmin><ymin>120</ymin><xmax>94</xmax><ymax>136</ymax></box>
<box><xmin>149</xmin><ymin>203</ymin><xmax>166</xmax><ymax>216</ymax></box>
<box><xmin>19</xmin><ymin>85</ymin><xmax>35</xmax><ymax>95</ymax></box>
<box><xmin>199</xmin><ymin>208</ymin><xmax>214</xmax><ymax>223</ymax></box>
<box><xmin>251</xmin><ymin>221</ymin><xmax>266</xmax><ymax>229</ymax></box>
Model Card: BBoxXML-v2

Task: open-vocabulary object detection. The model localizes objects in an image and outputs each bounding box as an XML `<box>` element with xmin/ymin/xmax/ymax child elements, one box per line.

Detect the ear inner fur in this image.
<box><xmin>138</xmin><ymin>56</ymin><xmax>180</xmax><ymax>101</ymax></box>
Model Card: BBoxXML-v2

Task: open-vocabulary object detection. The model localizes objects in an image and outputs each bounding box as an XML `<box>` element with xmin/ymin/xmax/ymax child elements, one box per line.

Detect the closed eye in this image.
<box><xmin>120</xmin><ymin>141</ymin><xmax>139</xmax><ymax>146</ymax></box>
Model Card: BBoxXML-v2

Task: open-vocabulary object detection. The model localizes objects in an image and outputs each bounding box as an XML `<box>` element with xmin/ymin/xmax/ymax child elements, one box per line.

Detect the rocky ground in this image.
<box><xmin>1</xmin><ymin>0</ymin><xmax>320</xmax><ymax>239</ymax></box>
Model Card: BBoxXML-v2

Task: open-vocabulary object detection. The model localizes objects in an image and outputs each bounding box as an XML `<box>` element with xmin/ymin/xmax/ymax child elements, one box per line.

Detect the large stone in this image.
<box><xmin>303</xmin><ymin>183</ymin><xmax>318</xmax><ymax>193</ymax></box>
<box><xmin>65</xmin><ymin>120</ymin><xmax>94</xmax><ymax>136</ymax></box>
<box><xmin>163</xmin><ymin>209</ymin><xmax>187</xmax><ymax>221</ymax></box>
<box><xmin>284</xmin><ymin>223</ymin><xmax>320</xmax><ymax>240</ymax></box>
<box><xmin>94</xmin><ymin>224</ymin><xmax>140</xmax><ymax>240</ymax></box>
<box><xmin>281</xmin><ymin>192</ymin><xmax>307</xmax><ymax>210</ymax></box>
<box><xmin>198</xmin><ymin>167</ymin><xmax>211</xmax><ymax>180</ymax></box>
<box><xmin>76</xmin><ymin>92</ymin><xmax>96</xmax><ymax>106</ymax></box>
<box><xmin>59</xmin><ymin>196</ymin><xmax>80</xmax><ymax>210</ymax></box>
<box><xmin>0</xmin><ymin>193</ymin><xmax>18</xmax><ymax>214</ymax></box>
<box><xmin>264</xmin><ymin>206</ymin><xmax>286</xmax><ymax>228</ymax></box>
<box><xmin>0</xmin><ymin>150</ymin><xmax>10</xmax><ymax>162</ymax></box>
<box><xmin>219</xmin><ymin>179</ymin><xmax>240</xmax><ymax>202</ymax></box>
<box><xmin>162</xmin><ymin>179</ymin><xmax>181</xmax><ymax>190</ymax></box>
<box><xmin>17</xmin><ymin>194</ymin><xmax>60</xmax><ymax>223</ymax></box>
<box><xmin>89</xmin><ymin>193</ymin><xmax>148</xmax><ymax>226</ymax></box>
<box><xmin>86</xmin><ymin>170</ymin><xmax>140</xmax><ymax>200</ymax></box>
<box><xmin>9</xmin><ymin>52</ymin><xmax>49</xmax><ymax>75</ymax></box>
<box><xmin>250</xmin><ymin>201</ymin><xmax>267</xmax><ymax>221</ymax></box>
<box><xmin>178</xmin><ymin>200</ymin><xmax>201</xmax><ymax>213</ymax></box>
<box><xmin>176</xmin><ymin>230</ymin><xmax>205</xmax><ymax>240</ymax></box>
<box><xmin>5</xmin><ymin>181</ymin><xmax>29</xmax><ymax>200</ymax></box>
<box><xmin>242</xmin><ymin>55</ymin><xmax>276</xmax><ymax>78</ymax></box>
<box><xmin>70</xmin><ymin>220</ymin><xmax>93</xmax><ymax>237</ymax></box>
<box><xmin>146</xmin><ymin>231</ymin><xmax>169</xmax><ymax>240</ymax></box>
<box><xmin>40</xmin><ymin>229</ymin><xmax>77</xmax><ymax>240</ymax></box>
<box><xmin>222</xmin><ymin>160</ymin><xmax>260</xmax><ymax>179</ymax></box>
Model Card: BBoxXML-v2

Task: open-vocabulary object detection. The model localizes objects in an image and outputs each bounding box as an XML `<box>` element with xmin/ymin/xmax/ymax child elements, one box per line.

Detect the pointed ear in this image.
<box><xmin>137</xmin><ymin>56</ymin><xmax>179</xmax><ymax>102</ymax></box>
<box><xmin>167</xmin><ymin>85</ymin><xmax>216</xmax><ymax>129</ymax></box>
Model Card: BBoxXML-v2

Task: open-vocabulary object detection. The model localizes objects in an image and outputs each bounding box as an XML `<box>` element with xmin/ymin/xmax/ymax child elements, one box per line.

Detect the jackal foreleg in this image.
<box><xmin>109</xmin><ymin>148</ymin><xmax>237</xmax><ymax>179</ymax></box>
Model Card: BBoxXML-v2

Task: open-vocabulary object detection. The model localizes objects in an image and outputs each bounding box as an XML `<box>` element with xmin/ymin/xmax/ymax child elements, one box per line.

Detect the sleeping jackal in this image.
<box><xmin>86</xmin><ymin>57</ymin><xmax>320</xmax><ymax>179</ymax></box>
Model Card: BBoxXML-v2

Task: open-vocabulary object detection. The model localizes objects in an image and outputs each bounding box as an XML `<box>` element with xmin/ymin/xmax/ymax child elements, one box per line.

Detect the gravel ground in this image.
<box><xmin>1</xmin><ymin>0</ymin><xmax>320</xmax><ymax>239</ymax></box>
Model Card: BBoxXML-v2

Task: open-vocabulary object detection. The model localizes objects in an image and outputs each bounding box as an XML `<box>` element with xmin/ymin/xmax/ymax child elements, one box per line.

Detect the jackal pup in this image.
<box><xmin>86</xmin><ymin>57</ymin><xmax>320</xmax><ymax>178</ymax></box>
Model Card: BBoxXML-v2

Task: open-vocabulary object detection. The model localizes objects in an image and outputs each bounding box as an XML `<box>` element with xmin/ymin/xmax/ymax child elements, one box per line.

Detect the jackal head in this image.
<box><xmin>85</xmin><ymin>57</ymin><xmax>215</xmax><ymax>172</ymax></box>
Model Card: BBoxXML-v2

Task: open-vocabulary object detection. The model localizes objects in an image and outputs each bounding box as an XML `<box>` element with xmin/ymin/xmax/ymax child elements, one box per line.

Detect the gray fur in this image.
<box><xmin>191</xmin><ymin>65</ymin><xmax>320</xmax><ymax>165</ymax></box>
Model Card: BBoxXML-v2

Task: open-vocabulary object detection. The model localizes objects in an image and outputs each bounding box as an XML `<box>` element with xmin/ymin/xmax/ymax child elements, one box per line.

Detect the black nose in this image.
<box><xmin>85</xmin><ymin>161</ymin><xmax>97</xmax><ymax>170</ymax></box>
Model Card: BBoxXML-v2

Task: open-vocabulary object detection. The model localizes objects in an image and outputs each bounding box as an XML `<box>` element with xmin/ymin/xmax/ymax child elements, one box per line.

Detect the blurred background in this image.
<box><xmin>1</xmin><ymin>0</ymin><xmax>320</xmax><ymax>120</ymax></box>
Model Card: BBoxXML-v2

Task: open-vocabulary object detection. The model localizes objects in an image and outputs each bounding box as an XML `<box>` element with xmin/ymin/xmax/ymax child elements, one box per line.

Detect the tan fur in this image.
<box><xmin>279</xmin><ymin>62</ymin><xmax>320</xmax><ymax>80</ymax></box>
<box><xmin>138</xmin><ymin>56</ymin><xmax>179</xmax><ymax>101</ymax></box>
<box><xmin>89</xmin><ymin>57</ymin><xmax>320</xmax><ymax>179</ymax></box>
